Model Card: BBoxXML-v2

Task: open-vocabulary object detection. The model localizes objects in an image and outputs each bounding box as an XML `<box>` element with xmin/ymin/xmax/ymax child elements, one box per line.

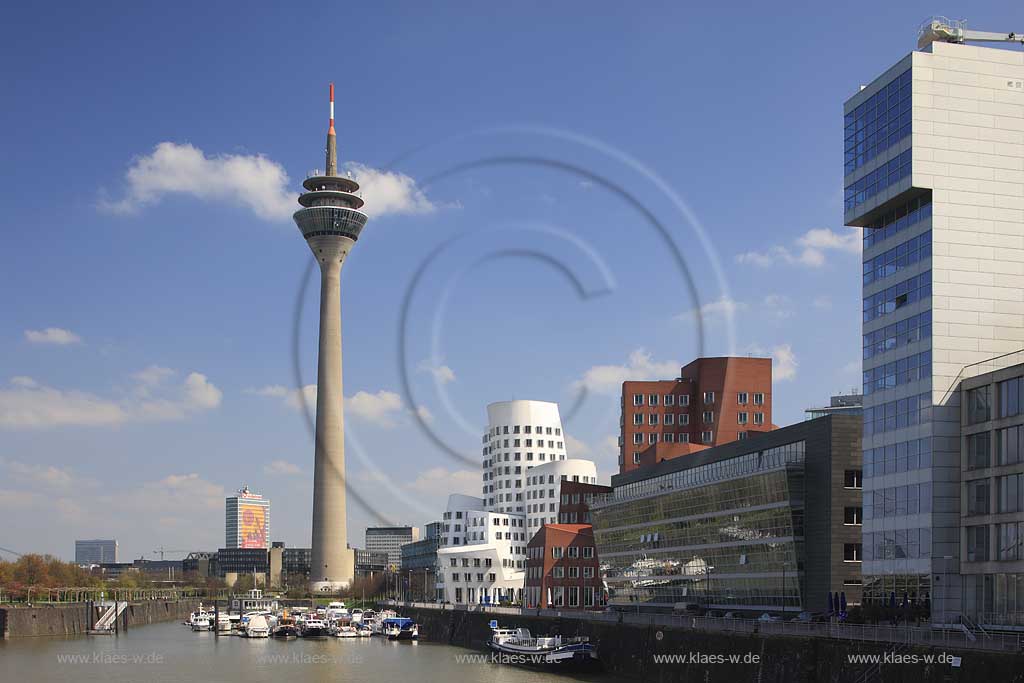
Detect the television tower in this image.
<box><xmin>293</xmin><ymin>83</ymin><xmax>368</xmax><ymax>592</ymax></box>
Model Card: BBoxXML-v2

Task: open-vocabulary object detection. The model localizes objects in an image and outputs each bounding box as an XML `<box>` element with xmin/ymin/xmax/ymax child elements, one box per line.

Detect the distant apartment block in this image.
<box><xmin>365</xmin><ymin>526</ymin><xmax>419</xmax><ymax>570</ymax></box>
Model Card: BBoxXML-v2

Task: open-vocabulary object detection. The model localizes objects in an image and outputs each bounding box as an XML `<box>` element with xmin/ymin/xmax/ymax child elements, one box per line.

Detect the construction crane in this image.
<box><xmin>151</xmin><ymin>547</ymin><xmax>189</xmax><ymax>560</ymax></box>
<box><xmin>918</xmin><ymin>17</ymin><xmax>1024</xmax><ymax>50</ymax></box>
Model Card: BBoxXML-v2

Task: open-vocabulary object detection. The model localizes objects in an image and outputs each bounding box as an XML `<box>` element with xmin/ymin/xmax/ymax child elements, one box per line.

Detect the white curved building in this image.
<box><xmin>436</xmin><ymin>400</ymin><xmax>599</xmax><ymax>604</ymax></box>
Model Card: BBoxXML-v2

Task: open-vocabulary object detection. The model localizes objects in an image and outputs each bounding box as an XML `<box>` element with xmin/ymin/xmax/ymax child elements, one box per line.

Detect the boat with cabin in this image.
<box><xmin>488</xmin><ymin>626</ymin><xmax>598</xmax><ymax>669</ymax></box>
<box><xmin>383</xmin><ymin>616</ymin><xmax>418</xmax><ymax>641</ymax></box>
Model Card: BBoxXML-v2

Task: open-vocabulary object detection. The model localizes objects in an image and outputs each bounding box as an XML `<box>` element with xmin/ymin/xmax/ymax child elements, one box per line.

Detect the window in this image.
<box><xmin>488</xmin><ymin>573</ymin><xmax>496</xmax><ymax>582</ymax></box>
<box><xmin>997</xmin><ymin>473</ymin><xmax>1022</xmax><ymax>513</ymax></box>
<box><xmin>664</xmin><ymin>433</ymin><xmax>675</xmax><ymax>443</ymax></box>
<box><xmin>664</xmin><ymin>413</ymin><xmax>675</xmax><ymax>425</ymax></box>
<box><xmin>648</xmin><ymin>433</ymin><xmax>658</xmax><ymax>444</ymax></box>
<box><xmin>967</xmin><ymin>479</ymin><xmax>990</xmax><ymax>515</ymax></box>
<box><xmin>553</xmin><ymin>587</ymin><xmax>564</xmax><ymax>607</ymax></box>
<box><xmin>845</xmin><ymin>149</ymin><xmax>912</xmax><ymax>212</ymax></box>
<box><xmin>568</xmin><ymin>586</ymin><xmax>580</xmax><ymax>607</ymax></box>
<box><xmin>680</xmin><ymin>433</ymin><xmax>690</xmax><ymax>443</ymax></box>
<box><xmin>632</xmin><ymin>452</ymin><xmax>640</xmax><ymax>464</ymax></box>
<box><xmin>568</xmin><ymin>546</ymin><xmax>579</xmax><ymax>558</ymax></box>
<box><xmin>680</xmin><ymin>395</ymin><xmax>690</xmax><ymax>406</ymax></box>
<box><xmin>999</xmin><ymin>426</ymin><xmax>1022</xmax><ymax>466</ymax></box>
<box><xmin>737</xmin><ymin>412</ymin><xmax>748</xmax><ymax>425</ymax></box>
<box><xmin>583</xmin><ymin>566</ymin><xmax>595</xmax><ymax>578</ymax></box>
<box><xmin>664</xmin><ymin>394</ymin><xmax>675</xmax><ymax>406</ymax></box>
<box><xmin>844</xmin><ymin>470</ymin><xmax>862</xmax><ymax>489</ymax></box>
<box><xmin>966</xmin><ymin>385</ymin><xmax>992</xmax><ymax>424</ymax></box>
<box><xmin>633</xmin><ymin>433</ymin><xmax>642</xmax><ymax>444</ymax></box>
<box><xmin>703</xmin><ymin>391</ymin><xmax>715</xmax><ymax>404</ymax></box>
<box><xmin>568</xmin><ymin>566</ymin><xmax>579</xmax><ymax>578</ymax></box>
<box><xmin>844</xmin><ymin>543</ymin><xmax>862</xmax><ymax>562</ymax></box>
<box><xmin>1000</xmin><ymin>377</ymin><xmax>1023</xmax><ymax>418</ymax></box>
<box><xmin>753</xmin><ymin>413</ymin><xmax>765</xmax><ymax>425</ymax></box>
<box><xmin>633</xmin><ymin>413</ymin><xmax>643</xmax><ymax>425</ymax></box>
<box><xmin>753</xmin><ymin>393</ymin><xmax>764</xmax><ymax>405</ymax></box>
<box><xmin>702</xmin><ymin>411</ymin><xmax>714</xmax><ymax>423</ymax></box>
<box><xmin>648</xmin><ymin>393</ymin><xmax>658</xmax><ymax>406</ymax></box>
<box><xmin>649</xmin><ymin>413</ymin><xmax>659</xmax><ymax>425</ymax></box>
<box><xmin>844</xmin><ymin>507</ymin><xmax>863</xmax><ymax>525</ymax></box>
<box><xmin>701</xmin><ymin>430</ymin><xmax>713</xmax><ymax>444</ymax></box>
<box><xmin>967</xmin><ymin>525</ymin><xmax>989</xmax><ymax>562</ymax></box>
<box><xmin>583</xmin><ymin>546</ymin><xmax>594</xmax><ymax>558</ymax></box>
<box><xmin>997</xmin><ymin>522</ymin><xmax>1021</xmax><ymax>561</ymax></box>
<box><xmin>552</xmin><ymin>566</ymin><xmax>564</xmax><ymax>578</ymax></box>
<box><xmin>844</xmin><ymin>69</ymin><xmax>912</xmax><ymax>175</ymax></box>
<box><xmin>738</xmin><ymin>431</ymin><xmax>748</xmax><ymax>440</ymax></box>
<box><xmin>680</xmin><ymin>414</ymin><xmax>690</xmax><ymax>425</ymax></box>
<box><xmin>737</xmin><ymin>392</ymin><xmax>748</xmax><ymax>405</ymax></box>
<box><xmin>584</xmin><ymin>586</ymin><xmax>595</xmax><ymax>606</ymax></box>
<box><xmin>552</xmin><ymin>547</ymin><xmax>563</xmax><ymax>559</ymax></box>
<box><xmin>968</xmin><ymin>432</ymin><xmax>991</xmax><ymax>469</ymax></box>
<box><xmin>633</xmin><ymin>394</ymin><xmax>643</xmax><ymax>406</ymax></box>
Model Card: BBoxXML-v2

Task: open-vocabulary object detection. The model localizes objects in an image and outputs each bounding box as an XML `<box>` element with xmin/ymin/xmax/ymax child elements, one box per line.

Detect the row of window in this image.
<box><xmin>862</xmin><ymin>349</ymin><xmax>931</xmax><ymax>396</ymax></box>
<box><xmin>864</xmin><ymin>438</ymin><xmax>933</xmax><ymax>477</ymax></box>
<box><xmin>487</xmin><ymin>439</ymin><xmax>564</xmax><ymax>451</ymax></box>
<box><xmin>630</xmin><ymin>392</ymin><xmax>765</xmax><ymax>407</ymax></box>
<box><xmin>966</xmin><ymin>474</ymin><xmax>1024</xmax><ymax>515</ymax></box>
<box><xmin>862</xmin><ymin>309</ymin><xmax>931</xmax><ymax>360</ymax></box>
<box><xmin>632</xmin><ymin>431</ymin><xmax>714</xmax><ymax>445</ymax></box>
<box><xmin>863</xmin><ymin>392</ymin><xmax>932</xmax><ymax>436</ymax></box>
<box><xmin>863</xmin><ymin>229</ymin><xmax>931</xmax><ymax>286</ymax></box>
<box><xmin>449</xmin><ymin>557</ymin><xmax>493</xmax><ymax>567</ymax></box>
<box><xmin>862</xmin><ymin>527</ymin><xmax>933</xmax><ymax>561</ymax></box>
<box><xmin>526</xmin><ymin>585</ymin><xmax>601</xmax><ymax>608</ymax></box>
<box><xmin>844</xmin><ymin>69</ymin><xmax>912</xmax><ymax>175</ymax></box>
<box><xmin>966</xmin><ymin>427</ymin><xmax>1024</xmax><ymax>469</ymax></box>
<box><xmin>845</xmin><ymin>149</ymin><xmax>912</xmax><ymax>212</ymax></box>
<box><xmin>487</xmin><ymin>425</ymin><xmax>561</xmax><ymax>437</ymax></box>
<box><xmin>968</xmin><ymin>523</ymin><xmax>1024</xmax><ymax>562</ymax></box>
<box><xmin>450</xmin><ymin>572</ymin><xmax>498</xmax><ymax>583</ymax></box>
<box><xmin>862</xmin><ymin>269</ymin><xmax>931</xmax><ymax>323</ymax></box>
<box><xmin>864</xmin><ymin>482</ymin><xmax>933</xmax><ymax>519</ymax></box>
<box><xmin>863</xmin><ymin>195</ymin><xmax>932</xmax><ymax>250</ymax></box>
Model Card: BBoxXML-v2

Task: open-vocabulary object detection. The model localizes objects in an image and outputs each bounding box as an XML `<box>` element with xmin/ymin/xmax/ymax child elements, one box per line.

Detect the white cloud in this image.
<box><xmin>0</xmin><ymin>370</ymin><xmax>222</xmax><ymax>429</ymax></box>
<box><xmin>252</xmin><ymin>384</ymin><xmax>405</xmax><ymax>427</ymax></box>
<box><xmin>264</xmin><ymin>459</ymin><xmax>302</xmax><ymax>476</ymax></box>
<box><xmin>737</xmin><ymin>227</ymin><xmax>860</xmax><ymax>268</ymax></box>
<box><xmin>346</xmin><ymin>390</ymin><xmax>404</xmax><ymax>427</ymax></box>
<box><xmin>564</xmin><ymin>434</ymin><xmax>590</xmax><ymax>457</ymax></box>
<box><xmin>676</xmin><ymin>296</ymin><xmax>748</xmax><ymax>324</ymax></box>
<box><xmin>415</xmin><ymin>405</ymin><xmax>435</xmax><ymax>424</ymax></box>
<box><xmin>745</xmin><ymin>343</ymin><xmax>798</xmax><ymax>382</ymax></box>
<box><xmin>100</xmin><ymin>142</ymin><xmax>296</xmax><ymax>220</ymax></box>
<box><xmin>346</xmin><ymin>163</ymin><xmax>437</xmax><ymax>216</ymax></box>
<box><xmin>418</xmin><ymin>361</ymin><xmax>456</xmax><ymax>385</ymax></box>
<box><xmin>133</xmin><ymin>365</ymin><xmax>174</xmax><ymax>387</ymax></box>
<box><xmin>762</xmin><ymin>294</ymin><xmax>794</xmax><ymax>321</ymax></box>
<box><xmin>25</xmin><ymin>328</ymin><xmax>81</xmax><ymax>345</ymax></box>
<box><xmin>572</xmin><ymin>349</ymin><xmax>680</xmax><ymax>396</ymax></box>
<box><xmin>1</xmin><ymin>459</ymin><xmax>77</xmax><ymax>490</ymax></box>
<box><xmin>406</xmin><ymin>467</ymin><xmax>479</xmax><ymax>497</ymax></box>
<box><xmin>101</xmin><ymin>143</ymin><xmax>437</xmax><ymax>222</ymax></box>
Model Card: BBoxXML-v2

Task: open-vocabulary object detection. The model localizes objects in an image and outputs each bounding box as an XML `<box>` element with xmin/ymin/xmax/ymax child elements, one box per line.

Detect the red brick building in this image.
<box><xmin>524</xmin><ymin>524</ymin><xmax>604</xmax><ymax>609</ymax></box>
<box><xmin>556</xmin><ymin>480</ymin><xmax>612</xmax><ymax>525</ymax></box>
<box><xmin>619</xmin><ymin>357</ymin><xmax>775</xmax><ymax>474</ymax></box>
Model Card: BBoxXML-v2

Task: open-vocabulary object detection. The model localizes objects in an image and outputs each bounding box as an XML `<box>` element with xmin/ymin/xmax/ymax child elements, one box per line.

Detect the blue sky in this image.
<box><xmin>1</xmin><ymin>2</ymin><xmax>1019</xmax><ymax>562</ymax></box>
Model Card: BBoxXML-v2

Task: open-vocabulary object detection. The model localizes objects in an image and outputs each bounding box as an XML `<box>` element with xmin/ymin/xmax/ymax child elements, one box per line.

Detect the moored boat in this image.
<box><xmin>383</xmin><ymin>617</ymin><xmax>418</xmax><ymax>641</ymax></box>
<box><xmin>301</xmin><ymin>618</ymin><xmax>330</xmax><ymax>639</ymax></box>
<box><xmin>488</xmin><ymin>626</ymin><xmax>598</xmax><ymax>669</ymax></box>
<box><xmin>244</xmin><ymin>614</ymin><xmax>270</xmax><ymax>638</ymax></box>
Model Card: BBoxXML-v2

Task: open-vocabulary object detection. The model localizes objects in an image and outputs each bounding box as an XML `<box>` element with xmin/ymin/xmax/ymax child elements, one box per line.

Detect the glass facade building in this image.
<box><xmin>847</xmin><ymin>40</ymin><xmax>1024</xmax><ymax>621</ymax></box>
<box><xmin>591</xmin><ymin>416</ymin><xmax>862</xmax><ymax>613</ymax></box>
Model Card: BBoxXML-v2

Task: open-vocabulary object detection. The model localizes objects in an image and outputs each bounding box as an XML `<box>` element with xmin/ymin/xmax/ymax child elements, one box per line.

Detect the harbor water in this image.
<box><xmin>0</xmin><ymin>621</ymin><xmax>628</xmax><ymax>683</ymax></box>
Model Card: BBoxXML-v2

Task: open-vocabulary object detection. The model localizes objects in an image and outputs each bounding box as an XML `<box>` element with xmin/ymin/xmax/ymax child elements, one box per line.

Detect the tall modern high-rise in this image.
<box><xmin>847</xmin><ymin>19</ymin><xmax>1024</xmax><ymax>621</ymax></box>
<box><xmin>293</xmin><ymin>84</ymin><xmax>368</xmax><ymax>591</ymax></box>
<box><xmin>225</xmin><ymin>485</ymin><xmax>270</xmax><ymax>549</ymax></box>
<box><xmin>75</xmin><ymin>539</ymin><xmax>118</xmax><ymax>565</ymax></box>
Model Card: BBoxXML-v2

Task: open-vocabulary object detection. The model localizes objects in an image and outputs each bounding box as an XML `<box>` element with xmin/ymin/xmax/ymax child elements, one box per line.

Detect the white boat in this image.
<box><xmin>191</xmin><ymin>614</ymin><xmax>212</xmax><ymax>631</ymax></box>
<box><xmin>334</xmin><ymin>625</ymin><xmax>360</xmax><ymax>638</ymax></box>
<box><xmin>357</xmin><ymin>624</ymin><xmax>373</xmax><ymax>637</ymax></box>
<box><xmin>244</xmin><ymin>614</ymin><xmax>270</xmax><ymax>638</ymax></box>
<box><xmin>326</xmin><ymin>601</ymin><xmax>349</xmax><ymax>620</ymax></box>
<box><xmin>301</xmin><ymin>618</ymin><xmax>330</xmax><ymax>638</ymax></box>
<box><xmin>350</xmin><ymin>608</ymin><xmax>364</xmax><ymax>623</ymax></box>
<box><xmin>216</xmin><ymin>613</ymin><xmax>234</xmax><ymax>632</ymax></box>
<box><xmin>488</xmin><ymin>627</ymin><xmax>598</xmax><ymax>669</ymax></box>
<box><xmin>371</xmin><ymin>610</ymin><xmax>396</xmax><ymax>635</ymax></box>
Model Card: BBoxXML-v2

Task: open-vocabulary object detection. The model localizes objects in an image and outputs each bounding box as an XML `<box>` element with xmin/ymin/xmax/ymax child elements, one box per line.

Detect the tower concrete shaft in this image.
<box><xmin>293</xmin><ymin>83</ymin><xmax>368</xmax><ymax>592</ymax></box>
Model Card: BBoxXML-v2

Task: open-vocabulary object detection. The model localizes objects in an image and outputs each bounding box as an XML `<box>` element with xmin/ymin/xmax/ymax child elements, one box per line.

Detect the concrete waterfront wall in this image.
<box><xmin>0</xmin><ymin>600</ymin><xmax>198</xmax><ymax>638</ymax></box>
<box><xmin>402</xmin><ymin>607</ymin><xmax>1024</xmax><ymax>683</ymax></box>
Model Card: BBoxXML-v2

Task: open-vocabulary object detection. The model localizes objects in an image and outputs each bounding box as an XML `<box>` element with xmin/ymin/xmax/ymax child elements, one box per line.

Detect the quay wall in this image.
<box><xmin>0</xmin><ymin>600</ymin><xmax>198</xmax><ymax>638</ymax></box>
<box><xmin>401</xmin><ymin>606</ymin><xmax>1024</xmax><ymax>683</ymax></box>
